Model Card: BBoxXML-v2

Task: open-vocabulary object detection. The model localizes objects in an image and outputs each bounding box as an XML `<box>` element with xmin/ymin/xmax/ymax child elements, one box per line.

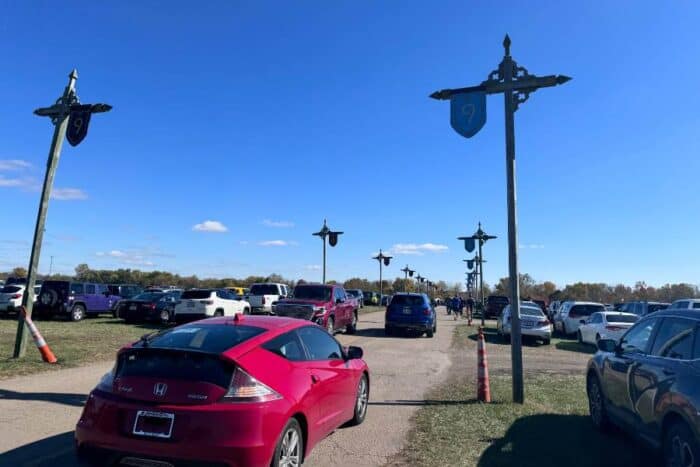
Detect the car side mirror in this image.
<box><xmin>336</xmin><ymin>298</ymin><xmax>343</xmax><ymax>304</ymax></box>
<box><xmin>597</xmin><ymin>338</ymin><xmax>617</xmax><ymax>353</ymax></box>
<box><xmin>346</xmin><ymin>346</ymin><xmax>363</xmax><ymax>360</ymax></box>
<box><xmin>580</xmin><ymin>319</ymin><xmax>587</xmax><ymax>325</ymax></box>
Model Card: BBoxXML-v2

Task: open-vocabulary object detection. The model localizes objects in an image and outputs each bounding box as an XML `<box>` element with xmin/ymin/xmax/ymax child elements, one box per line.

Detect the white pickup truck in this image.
<box><xmin>246</xmin><ymin>283</ymin><xmax>289</xmax><ymax>314</ymax></box>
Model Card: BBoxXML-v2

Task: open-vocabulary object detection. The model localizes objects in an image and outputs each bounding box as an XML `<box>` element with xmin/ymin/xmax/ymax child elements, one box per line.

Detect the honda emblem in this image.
<box><xmin>153</xmin><ymin>382</ymin><xmax>168</xmax><ymax>397</ymax></box>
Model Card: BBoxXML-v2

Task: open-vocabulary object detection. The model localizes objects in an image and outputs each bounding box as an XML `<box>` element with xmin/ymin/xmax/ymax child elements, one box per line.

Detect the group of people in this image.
<box><xmin>445</xmin><ymin>295</ymin><xmax>475</xmax><ymax>321</ymax></box>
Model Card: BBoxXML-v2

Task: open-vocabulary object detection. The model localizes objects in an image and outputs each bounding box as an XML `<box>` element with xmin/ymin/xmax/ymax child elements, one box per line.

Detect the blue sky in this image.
<box><xmin>1</xmin><ymin>2</ymin><xmax>699</xmax><ymax>288</ymax></box>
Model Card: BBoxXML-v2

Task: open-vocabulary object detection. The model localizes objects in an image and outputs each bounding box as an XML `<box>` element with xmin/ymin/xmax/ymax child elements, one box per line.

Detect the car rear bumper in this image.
<box><xmin>502</xmin><ymin>325</ymin><xmax>552</xmax><ymax>339</ymax></box>
<box><xmin>386</xmin><ymin>321</ymin><xmax>433</xmax><ymax>332</ymax></box>
<box><xmin>75</xmin><ymin>390</ymin><xmax>289</xmax><ymax>467</ymax></box>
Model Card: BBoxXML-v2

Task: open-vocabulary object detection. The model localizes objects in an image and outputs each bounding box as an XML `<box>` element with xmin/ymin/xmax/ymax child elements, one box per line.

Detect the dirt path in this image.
<box><xmin>0</xmin><ymin>308</ymin><xmax>460</xmax><ymax>466</ymax></box>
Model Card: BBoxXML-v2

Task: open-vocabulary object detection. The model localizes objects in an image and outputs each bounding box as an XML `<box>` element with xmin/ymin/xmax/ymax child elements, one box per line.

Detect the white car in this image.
<box><xmin>173</xmin><ymin>288</ymin><xmax>250</xmax><ymax>323</ymax></box>
<box><xmin>497</xmin><ymin>303</ymin><xmax>552</xmax><ymax>345</ymax></box>
<box><xmin>668</xmin><ymin>298</ymin><xmax>700</xmax><ymax>310</ymax></box>
<box><xmin>0</xmin><ymin>284</ymin><xmax>26</xmax><ymax>315</ymax></box>
<box><xmin>554</xmin><ymin>301</ymin><xmax>606</xmax><ymax>336</ymax></box>
<box><xmin>577</xmin><ymin>311</ymin><xmax>639</xmax><ymax>345</ymax></box>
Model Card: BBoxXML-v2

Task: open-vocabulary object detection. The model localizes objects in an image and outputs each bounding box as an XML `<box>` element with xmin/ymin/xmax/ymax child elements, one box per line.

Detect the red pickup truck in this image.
<box><xmin>273</xmin><ymin>284</ymin><xmax>358</xmax><ymax>335</ymax></box>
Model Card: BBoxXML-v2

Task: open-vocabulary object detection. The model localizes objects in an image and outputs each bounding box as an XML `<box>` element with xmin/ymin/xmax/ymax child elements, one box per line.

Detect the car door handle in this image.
<box><xmin>311</xmin><ymin>374</ymin><xmax>320</xmax><ymax>384</ymax></box>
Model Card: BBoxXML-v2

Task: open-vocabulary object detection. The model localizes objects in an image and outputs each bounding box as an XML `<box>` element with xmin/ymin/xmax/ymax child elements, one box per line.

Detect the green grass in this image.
<box><xmin>360</xmin><ymin>305</ymin><xmax>384</xmax><ymax>315</ymax></box>
<box><xmin>391</xmin><ymin>326</ymin><xmax>656</xmax><ymax>467</ymax></box>
<box><xmin>0</xmin><ymin>315</ymin><xmax>164</xmax><ymax>380</ymax></box>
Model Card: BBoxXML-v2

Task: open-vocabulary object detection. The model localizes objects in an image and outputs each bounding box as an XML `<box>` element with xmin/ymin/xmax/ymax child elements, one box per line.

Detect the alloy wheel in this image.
<box><xmin>278</xmin><ymin>427</ymin><xmax>301</xmax><ymax>467</ymax></box>
<box><xmin>670</xmin><ymin>434</ymin><xmax>695</xmax><ymax>467</ymax></box>
<box><xmin>356</xmin><ymin>376</ymin><xmax>369</xmax><ymax>419</ymax></box>
<box><xmin>588</xmin><ymin>378</ymin><xmax>603</xmax><ymax>427</ymax></box>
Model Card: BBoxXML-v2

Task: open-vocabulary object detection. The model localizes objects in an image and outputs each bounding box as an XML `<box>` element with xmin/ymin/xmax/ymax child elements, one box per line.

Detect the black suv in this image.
<box><xmin>35</xmin><ymin>281</ymin><xmax>121</xmax><ymax>321</ymax></box>
<box><xmin>587</xmin><ymin>309</ymin><xmax>700</xmax><ymax>465</ymax></box>
<box><xmin>486</xmin><ymin>295</ymin><xmax>509</xmax><ymax>318</ymax></box>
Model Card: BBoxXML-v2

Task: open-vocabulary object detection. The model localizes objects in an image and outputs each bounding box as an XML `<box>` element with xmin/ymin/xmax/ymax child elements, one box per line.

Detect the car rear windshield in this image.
<box><xmin>648</xmin><ymin>304</ymin><xmax>668</xmax><ymax>313</ymax></box>
<box><xmin>1</xmin><ymin>286</ymin><xmax>22</xmax><ymax>293</ymax></box>
<box><xmin>133</xmin><ymin>292</ymin><xmax>164</xmax><ymax>301</ymax></box>
<box><xmin>607</xmin><ymin>314</ymin><xmax>639</xmax><ymax>324</ymax></box>
<box><xmin>250</xmin><ymin>284</ymin><xmax>280</xmax><ymax>295</ymax></box>
<box><xmin>181</xmin><ymin>290</ymin><xmax>213</xmax><ymax>300</ymax></box>
<box><xmin>139</xmin><ymin>324</ymin><xmax>266</xmax><ymax>353</ymax></box>
<box><xmin>41</xmin><ymin>280</ymin><xmax>69</xmax><ymax>291</ymax></box>
<box><xmin>116</xmin><ymin>349</ymin><xmax>234</xmax><ymax>388</ymax></box>
<box><xmin>390</xmin><ymin>295</ymin><xmax>425</xmax><ymax>306</ymax></box>
<box><xmin>292</xmin><ymin>286</ymin><xmax>331</xmax><ymax>301</ymax></box>
<box><xmin>521</xmin><ymin>307</ymin><xmax>544</xmax><ymax>317</ymax></box>
<box><xmin>488</xmin><ymin>296</ymin><xmax>509</xmax><ymax>303</ymax></box>
<box><xmin>569</xmin><ymin>304</ymin><xmax>605</xmax><ymax>316</ymax></box>
<box><xmin>346</xmin><ymin>290</ymin><xmax>359</xmax><ymax>297</ymax></box>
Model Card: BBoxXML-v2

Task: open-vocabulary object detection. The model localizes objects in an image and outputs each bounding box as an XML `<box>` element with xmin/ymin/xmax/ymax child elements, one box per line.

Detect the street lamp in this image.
<box><xmin>312</xmin><ymin>219</ymin><xmax>343</xmax><ymax>284</ymax></box>
<box><xmin>459</xmin><ymin>224</ymin><xmax>495</xmax><ymax>326</ymax></box>
<box><xmin>430</xmin><ymin>35</ymin><xmax>571</xmax><ymax>403</ymax></box>
<box><xmin>372</xmin><ymin>250</ymin><xmax>392</xmax><ymax>304</ymax></box>
<box><xmin>415</xmin><ymin>274</ymin><xmax>423</xmax><ymax>293</ymax></box>
<box><xmin>401</xmin><ymin>265</ymin><xmax>415</xmax><ymax>292</ymax></box>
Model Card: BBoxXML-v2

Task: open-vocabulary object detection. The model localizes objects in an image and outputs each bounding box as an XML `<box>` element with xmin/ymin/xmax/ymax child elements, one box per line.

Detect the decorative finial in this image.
<box><xmin>69</xmin><ymin>69</ymin><xmax>78</xmax><ymax>80</ymax></box>
<box><xmin>503</xmin><ymin>34</ymin><xmax>511</xmax><ymax>56</ymax></box>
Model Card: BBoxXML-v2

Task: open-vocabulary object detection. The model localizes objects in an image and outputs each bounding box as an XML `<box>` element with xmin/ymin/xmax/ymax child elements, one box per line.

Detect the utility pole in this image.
<box><xmin>312</xmin><ymin>219</ymin><xmax>343</xmax><ymax>284</ymax></box>
<box><xmin>49</xmin><ymin>256</ymin><xmax>54</xmax><ymax>276</ymax></box>
<box><xmin>401</xmin><ymin>265</ymin><xmax>414</xmax><ymax>292</ymax></box>
<box><xmin>373</xmin><ymin>250</ymin><xmax>392</xmax><ymax>303</ymax></box>
<box><xmin>14</xmin><ymin>70</ymin><xmax>111</xmax><ymax>358</ymax></box>
<box><xmin>431</xmin><ymin>35</ymin><xmax>571</xmax><ymax>403</ymax></box>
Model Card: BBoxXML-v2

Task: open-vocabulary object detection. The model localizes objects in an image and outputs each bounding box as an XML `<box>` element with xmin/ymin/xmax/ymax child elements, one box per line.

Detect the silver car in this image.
<box><xmin>497</xmin><ymin>303</ymin><xmax>552</xmax><ymax>345</ymax></box>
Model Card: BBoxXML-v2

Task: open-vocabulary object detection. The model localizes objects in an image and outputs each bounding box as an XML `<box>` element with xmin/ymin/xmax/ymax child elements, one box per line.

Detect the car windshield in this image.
<box><xmin>133</xmin><ymin>292</ymin><xmax>164</xmax><ymax>301</ymax></box>
<box><xmin>607</xmin><ymin>314</ymin><xmax>639</xmax><ymax>324</ymax></box>
<box><xmin>250</xmin><ymin>284</ymin><xmax>280</xmax><ymax>295</ymax></box>
<box><xmin>140</xmin><ymin>324</ymin><xmax>266</xmax><ymax>353</ymax></box>
<box><xmin>181</xmin><ymin>290</ymin><xmax>213</xmax><ymax>300</ymax></box>
<box><xmin>292</xmin><ymin>286</ymin><xmax>332</xmax><ymax>301</ymax></box>
<box><xmin>390</xmin><ymin>295</ymin><xmax>425</xmax><ymax>306</ymax></box>
<box><xmin>1</xmin><ymin>286</ymin><xmax>21</xmax><ymax>293</ymax></box>
<box><xmin>521</xmin><ymin>307</ymin><xmax>544</xmax><ymax>317</ymax></box>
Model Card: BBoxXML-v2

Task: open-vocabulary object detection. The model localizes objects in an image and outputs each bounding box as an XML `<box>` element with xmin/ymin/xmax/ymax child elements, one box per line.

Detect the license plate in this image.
<box><xmin>403</xmin><ymin>307</ymin><xmax>412</xmax><ymax>314</ymax></box>
<box><xmin>133</xmin><ymin>411</ymin><xmax>174</xmax><ymax>439</ymax></box>
<box><xmin>522</xmin><ymin>320</ymin><xmax>534</xmax><ymax>328</ymax></box>
<box><xmin>187</xmin><ymin>301</ymin><xmax>195</xmax><ymax>308</ymax></box>
<box><xmin>129</xmin><ymin>304</ymin><xmax>137</xmax><ymax>311</ymax></box>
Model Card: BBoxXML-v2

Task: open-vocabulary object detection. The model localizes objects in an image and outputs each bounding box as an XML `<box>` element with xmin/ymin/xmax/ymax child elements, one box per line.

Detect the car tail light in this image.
<box><xmin>222</xmin><ymin>367</ymin><xmax>281</xmax><ymax>402</ymax></box>
<box><xmin>11</xmin><ymin>294</ymin><xmax>21</xmax><ymax>299</ymax></box>
<box><xmin>537</xmin><ymin>320</ymin><xmax>550</xmax><ymax>326</ymax></box>
<box><xmin>202</xmin><ymin>300</ymin><xmax>214</xmax><ymax>305</ymax></box>
<box><xmin>606</xmin><ymin>325</ymin><xmax>623</xmax><ymax>331</ymax></box>
<box><xmin>262</xmin><ymin>296</ymin><xmax>266</xmax><ymax>305</ymax></box>
<box><xmin>149</xmin><ymin>303</ymin><xmax>156</xmax><ymax>310</ymax></box>
<box><xmin>423</xmin><ymin>308</ymin><xmax>431</xmax><ymax>316</ymax></box>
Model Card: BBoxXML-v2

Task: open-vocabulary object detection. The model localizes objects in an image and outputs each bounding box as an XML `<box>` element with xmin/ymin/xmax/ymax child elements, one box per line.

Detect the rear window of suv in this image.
<box><xmin>569</xmin><ymin>304</ymin><xmax>605</xmax><ymax>317</ymax></box>
<box><xmin>1</xmin><ymin>286</ymin><xmax>22</xmax><ymax>293</ymax></box>
<box><xmin>488</xmin><ymin>296</ymin><xmax>509</xmax><ymax>304</ymax></box>
<box><xmin>250</xmin><ymin>284</ymin><xmax>281</xmax><ymax>295</ymax></box>
<box><xmin>390</xmin><ymin>295</ymin><xmax>425</xmax><ymax>306</ymax></box>
<box><xmin>607</xmin><ymin>314</ymin><xmax>639</xmax><ymax>324</ymax></box>
<box><xmin>181</xmin><ymin>290</ymin><xmax>213</xmax><ymax>300</ymax></box>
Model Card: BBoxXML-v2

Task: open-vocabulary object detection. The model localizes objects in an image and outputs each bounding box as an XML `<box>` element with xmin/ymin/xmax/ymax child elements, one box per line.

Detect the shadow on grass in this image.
<box><xmin>0</xmin><ymin>389</ymin><xmax>86</xmax><ymax>407</ymax></box>
<box><xmin>555</xmin><ymin>340</ymin><xmax>596</xmax><ymax>355</ymax></box>
<box><xmin>370</xmin><ymin>399</ymin><xmax>501</xmax><ymax>407</ymax></box>
<box><xmin>0</xmin><ymin>431</ymin><xmax>83</xmax><ymax>467</ymax></box>
<box><xmin>477</xmin><ymin>414</ymin><xmax>656</xmax><ymax>467</ymax></box>
<box><xmin>467</xmin><ymin>328</ymin><xmax>549</xmax><ymax>347</ymax></box>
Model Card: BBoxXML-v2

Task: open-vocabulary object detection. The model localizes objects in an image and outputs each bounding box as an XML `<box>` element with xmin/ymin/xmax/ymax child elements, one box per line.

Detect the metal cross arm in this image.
<box><xmin>430</xmin><ymin>75</ymin><xmax>571</xmax><ymax>101</ymax></box>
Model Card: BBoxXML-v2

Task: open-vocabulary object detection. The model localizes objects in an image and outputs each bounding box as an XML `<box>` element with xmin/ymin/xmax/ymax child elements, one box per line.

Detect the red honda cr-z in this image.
<box><xmin>75</xmin><ymin>315</ymin><xmax>369</xmax><ymax>467</ymax></box>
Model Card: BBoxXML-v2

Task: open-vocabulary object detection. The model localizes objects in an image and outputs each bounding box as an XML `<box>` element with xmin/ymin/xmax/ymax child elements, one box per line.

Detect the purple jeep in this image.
<box><xmin>35</xmin><ymin>280</ymin><xmax>121</xmax><ymax>321</ymax></box>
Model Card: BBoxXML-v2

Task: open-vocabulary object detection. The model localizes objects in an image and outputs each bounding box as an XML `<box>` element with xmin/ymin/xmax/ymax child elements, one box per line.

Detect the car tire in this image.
<box><xmin>326</xmin><ymin>316</ymin><xmax>335</xmax><ymax>335</ymax></box>
<box><xmin>70</xmin><ymin>304</ymin><xmax>85</xmax><ymax>322</ymax></box>
<box><xmin>271</xmin><ymin>418</ymin><xmax>304</xmax><ymax>467</ymax></box>
<box><xmin>346</xmin><ymin>312</ymin><xmax>357</xmax><ymax>334</ymax></box>
<box><xmin>348</xmin><ymin>374</ymin><xmax>369</xmax><ymax>426</ymax></box>
<box><xmin>664</xmin><ymin>421</ymin><xmax>699</xmax><ymax>467</ymax></box>
<box><xmin>587</xmin><ymin>375</ymin><xmax>610</xmax><ymax>431</ymax></box>
<box><xmin>426</xmin><ymin>328</ymin><xmax>434</xmax><ymax>338</ymax></box>
<box><xmin>384</xmin><ymin>325</ymin><xmax>393</xmax><ymax>336</ymax></box>
<box><xmin>213</xmin><ymin>309</ymin><xmax>223</xmax><ymax>317</ymax></box>
<box><xmin>543</xmin><ymin>338</ymin><xmax>551</xmax><ymax>345</ymax></box>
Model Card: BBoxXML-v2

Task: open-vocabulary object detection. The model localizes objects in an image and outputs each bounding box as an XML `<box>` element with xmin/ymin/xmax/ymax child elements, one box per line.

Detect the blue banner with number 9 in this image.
<box><xmin>450</xmin><ymin>91</ymin><xmax>486</xmax><ymax>139</ymax></box>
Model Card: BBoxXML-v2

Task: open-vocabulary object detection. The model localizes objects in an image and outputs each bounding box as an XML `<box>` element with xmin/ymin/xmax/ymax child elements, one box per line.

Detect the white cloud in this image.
<box><xmin>305</xmin><ymin>264</ymin><xmax>321</xmax><ymax>270</ymax></box>
<box><xmin>52</xmin><ymin>188</ymin><xmax>88</xmax><ymax>200</ymax></box>
<box><xmin>0</xmin><ymin>176</ymin><xmax>35</xmax><ymax>188</ymax></box>
<box><xmin>262</xmin><ymin>219</ymin><xmax>295</xmax><ymax>228</ymax></box>
<box><xmin>0</xmin><ymin>160</ymin><xmax>31</xmax><ymax>171</ymax></box>
<box><xmin>259</xmin><ymin>240</ymin><xmax>289</xmax><ymax>247</ymax></box>
<box><xmin>239</xmin><ymin>240</ymin><xmax>249</xmax><ymax>245</ymax></box>
<box><xmin>519</xmin><ymin>244</ymin><xmax>545</xmax><ymax>249</ymax></box>
<box><xmin>96</xmin><ymin>249</ymin><xmax>155</xmax><ymax>267</ymax></box>
<box><xmin>192</xmin><ymin>220</ymin><xmax>228</xmax><ymax>233</ymax></box>
<box><xmin>391</xmin><ymin>243</ymin><xmax>449</xmax><ymax>256</ymax></box>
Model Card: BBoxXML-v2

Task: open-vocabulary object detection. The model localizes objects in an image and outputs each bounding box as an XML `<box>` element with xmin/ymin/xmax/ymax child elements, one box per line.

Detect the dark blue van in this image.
<box><xmin>385</xmin><ymin>293</ymin><xmax>436</xmax><ymax>337</ymax></box>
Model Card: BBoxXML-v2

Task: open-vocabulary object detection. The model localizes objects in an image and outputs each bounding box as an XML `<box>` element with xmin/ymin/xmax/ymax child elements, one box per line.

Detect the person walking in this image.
<box><xmin>466</xmin><ymin>295</ymin><xmax>475</xmax><ymax>324</ymax></box>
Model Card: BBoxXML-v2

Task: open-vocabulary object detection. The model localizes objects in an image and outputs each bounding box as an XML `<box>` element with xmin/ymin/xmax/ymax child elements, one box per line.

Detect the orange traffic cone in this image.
<box><xmin>477</xmin><ymin>326</ymin><xmax>491</xmax><ymax>402</ymax></box>
<box><xmin>21</xmin><ymin>307</ymin><xmax>57</xmax><ymax>363</ymax></box>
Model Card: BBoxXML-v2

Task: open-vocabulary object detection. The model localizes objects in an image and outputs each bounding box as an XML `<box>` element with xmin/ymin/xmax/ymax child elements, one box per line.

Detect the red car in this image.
<box><xmin>273</xmin><ymin>284</ymin><xmax>358</xmax><ymax>335</ymax></box>
<box><xmin>75</xmin><ymin>315</ymin><xmax>369</xmax><ymax>467</ymax></box>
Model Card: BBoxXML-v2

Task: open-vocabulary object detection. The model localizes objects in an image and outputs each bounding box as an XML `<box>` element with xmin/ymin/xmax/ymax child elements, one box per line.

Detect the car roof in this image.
<box><xmin>600</xmin><ymin>311</ymin><xmax>637</xmax><ymax>316</ymax></box>
<box><xmin>567</xmin><ymin>301</ymin><xmax>605</xmax><ymax>306</ymax></box>
<box><xmin>392</xmin><ymin>292</ymin><xmax>425</xmax><ymax>297</ymax></box>
<box><xmin>671</xmin><ymin>298</ymin><xmax>700</xmax><ymax>303</ymax></box>
<box><xmin>645</xmin><ymin>309</ymin><xmax>700</xmax><ymax>320</ymax></box>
